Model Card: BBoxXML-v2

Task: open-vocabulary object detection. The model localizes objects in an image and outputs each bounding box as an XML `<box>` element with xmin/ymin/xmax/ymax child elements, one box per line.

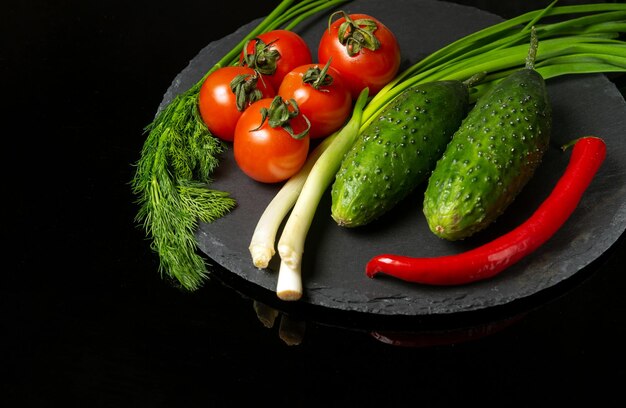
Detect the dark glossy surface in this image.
<box><xmin>6</xmin><ymin>1</ymin><xmax>625</xmax><ymax>406</ymax></box>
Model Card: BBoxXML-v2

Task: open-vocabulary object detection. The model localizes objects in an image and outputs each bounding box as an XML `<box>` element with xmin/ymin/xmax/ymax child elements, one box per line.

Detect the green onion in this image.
<box><xmin>275</xmin><ymin>89</ymin><xmax>369</xmax><ymax>300</ymax></box>
<box><xmin>362</xmin><ymin>3</ymin><xmax>626</xmax><ymax>123</ymax></box>
<box><xmin>249</xmin><ymin>132</ymin><xmax>338</xmax><ymax>269</ymax></box>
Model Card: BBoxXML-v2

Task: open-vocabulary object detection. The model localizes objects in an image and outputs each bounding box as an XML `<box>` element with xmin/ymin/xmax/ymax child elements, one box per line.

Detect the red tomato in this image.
<box><xmin>234</xmin><ymin>97</ymin><xmax>310</xmax><ymax>183</ymax></box>
<box><xmin>240</xmin><ymin>30</ymin><xmax>312</xmax><ymax>91</ymax></box>
<box><xmin>198</xmin><ymin>66</ymin><xmax>275</xmax><ymax>142</ymax></box>
<box><xmin>278</xmin><ymin>63</ymin><xmax>353</xmax><ymax>139</ymax></box>
<box><xmin>318</xmin><ymin>12</ymin><xmax>401</xmax><ymax>99</ymax></box>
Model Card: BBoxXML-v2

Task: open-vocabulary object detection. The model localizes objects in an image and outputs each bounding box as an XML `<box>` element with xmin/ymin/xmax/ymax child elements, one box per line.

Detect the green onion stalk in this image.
<box><xmin>276</xmin><ymin>89</ymin><xmax>368</xmax><ymax>300</ymax></box>
<box><xmin>260</xmin><ymin>1</ymin><xmax>626</xmax><ymax>300</ymax></box>
<box><xmin>363</xmin><ymin>1</ymin><xmax>626</xmax><ymax>128</ymax></box>
<box><xmin>132</xmin><ymin>0</ymin><xmax>350</xmax><ymax>291</ymax></box>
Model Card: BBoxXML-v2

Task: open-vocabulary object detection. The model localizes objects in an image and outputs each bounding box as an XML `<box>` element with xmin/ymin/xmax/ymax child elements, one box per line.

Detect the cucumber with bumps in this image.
<box><xmin>423</xmin><ymin>30</ymin><xmax>551</xmax><ymax>240</ymax></box>
<box><xmin>331</xmin><ymin>79</ymin><xmax>473</xmax><ymax>227</ymax></box>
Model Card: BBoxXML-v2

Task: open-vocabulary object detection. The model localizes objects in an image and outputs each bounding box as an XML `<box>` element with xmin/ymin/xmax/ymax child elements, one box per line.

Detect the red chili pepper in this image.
<box><xmin>366</xmin><ymin>136</ymin><xmax>607</xmax><ymax>285</ymax></box>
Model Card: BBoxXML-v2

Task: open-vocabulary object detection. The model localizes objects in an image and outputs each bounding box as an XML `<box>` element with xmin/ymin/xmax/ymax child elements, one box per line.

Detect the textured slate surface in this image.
<box><xmin>159</xmin><ymin>0</ymin><xmax>626</xmax><ymax>316</ymax></box>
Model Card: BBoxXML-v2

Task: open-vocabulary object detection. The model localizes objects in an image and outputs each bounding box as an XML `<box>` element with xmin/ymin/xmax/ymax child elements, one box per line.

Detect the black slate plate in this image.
<box><xmin>159</xmin><ymin>0</ymin><xmax>626</xmax><ymax>316</ymax></box>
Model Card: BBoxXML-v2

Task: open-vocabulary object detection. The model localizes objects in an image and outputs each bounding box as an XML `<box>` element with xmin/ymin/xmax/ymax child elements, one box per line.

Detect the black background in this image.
<box><xmin>4</xmin><ymin>0</ymin><xmax>625</xmax><ymax>406</ymax></box>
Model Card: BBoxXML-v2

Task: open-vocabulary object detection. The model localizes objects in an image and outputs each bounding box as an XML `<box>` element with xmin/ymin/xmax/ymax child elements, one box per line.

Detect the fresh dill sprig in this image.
<box><xmin>131</xmin><ymin>0</ymin><xmax>350</xmax><ymax>291</ymax></box>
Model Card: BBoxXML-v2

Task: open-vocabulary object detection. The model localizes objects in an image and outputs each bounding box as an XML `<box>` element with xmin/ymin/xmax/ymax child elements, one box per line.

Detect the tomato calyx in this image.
<box><xmin>253</xmin><ymin>96</ymin><xmax>311</xmax><ymax>140</ymax></box>
<box><xmin>301</xmin><ymin>59</ymin><xmax>334</xmax><ymax>91</ymax></box>
<box><xmin>330</xmin><ymin>11</ymin><xmax>381</xmax><ymax>57</ymax></box>
<box><xmin>229</xmin><ymin>73</ymin><xmax>267</xmax><ymax>112</ymax></box>
<box><xmin>241</xmin><ymin>37</ymin><xmax>281</xmax><ymax>76</ymax></box>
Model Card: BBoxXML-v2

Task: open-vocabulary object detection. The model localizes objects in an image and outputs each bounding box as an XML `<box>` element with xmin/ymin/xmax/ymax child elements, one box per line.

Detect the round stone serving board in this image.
<box><xmin>159</xmin><ymin>0</ymin><xmax>626</xmax><ymax>316</ymax></box>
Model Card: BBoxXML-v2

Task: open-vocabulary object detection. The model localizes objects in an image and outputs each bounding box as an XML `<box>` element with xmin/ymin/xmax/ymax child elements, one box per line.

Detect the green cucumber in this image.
<box><xmin>331</xmin><ymin>79</ymin><xmax>474</xmax><ymax>227</ymax></box>
<box><xmin>423</xmin><ymin>30</ymin><xmax>551</xmax><ymax>240</ymax></box>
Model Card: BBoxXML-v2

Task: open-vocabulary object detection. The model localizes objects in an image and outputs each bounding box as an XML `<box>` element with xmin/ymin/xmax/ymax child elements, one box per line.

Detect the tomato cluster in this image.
<box><xmin>197</xmin><ymin>12</ymin><xmax>401</xmax><ymax>183</ymax></box>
